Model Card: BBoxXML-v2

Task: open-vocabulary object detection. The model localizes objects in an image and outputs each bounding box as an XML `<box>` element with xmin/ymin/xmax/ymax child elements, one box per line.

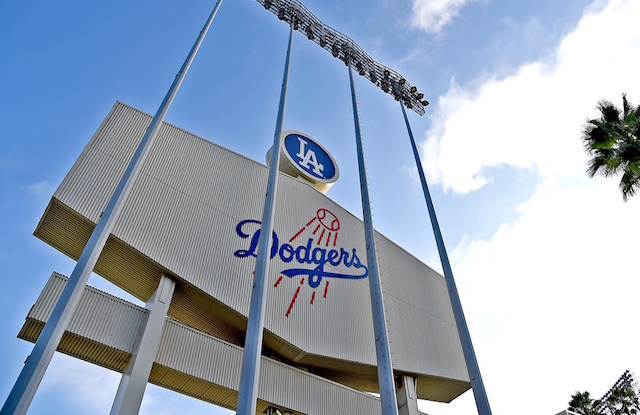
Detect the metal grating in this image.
<box><xmin>254</xmin><ymin>0</ymin><xmax>429</xmax><ymax>115</ymax></box>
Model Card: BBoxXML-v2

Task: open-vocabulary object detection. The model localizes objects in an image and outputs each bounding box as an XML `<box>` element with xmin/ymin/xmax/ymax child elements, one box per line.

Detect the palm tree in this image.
<box><xmin>606</xmin><ymin>385</ymin><xmax>640</xmax><ymax>415</ymax></box>
<box><xmin>569</xmin><ymin>391</ymin><xmax>602</xmax><ymax>415</ymax></box>
<box><xmin>581</xmin><ymin>93</ymin><xmax>640</xmax><ymax>202</ymax></box>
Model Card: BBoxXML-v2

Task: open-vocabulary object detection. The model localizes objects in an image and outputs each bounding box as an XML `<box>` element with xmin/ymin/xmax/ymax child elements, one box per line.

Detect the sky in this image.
<box><xmin>1</xmin><ymin>0</ymin><xmax>639</xmax><ymax>414</ymax></box>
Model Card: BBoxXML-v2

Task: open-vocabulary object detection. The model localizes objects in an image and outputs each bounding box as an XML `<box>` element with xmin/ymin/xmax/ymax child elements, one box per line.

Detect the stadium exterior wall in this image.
<box><xmin>34</xmin><ymin>101</ymin><xmax>469</xmax><ymax>402</ymax></box>
<box><xmin>19</xmin><ymin>272</ymin><xmax>384</xmax><ymax>415</ymax></box>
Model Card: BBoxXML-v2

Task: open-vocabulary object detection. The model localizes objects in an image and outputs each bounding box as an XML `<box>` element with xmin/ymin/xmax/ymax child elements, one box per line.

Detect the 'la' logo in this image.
<box><xmin>296</xmin><ymin>137</ymin><xmax>324</xmax><ymax>177</ymax></box>
<box><xmin>282</xmin><ymin>131</ymin><xmax>338</xmax><ymax>184</ymax></box>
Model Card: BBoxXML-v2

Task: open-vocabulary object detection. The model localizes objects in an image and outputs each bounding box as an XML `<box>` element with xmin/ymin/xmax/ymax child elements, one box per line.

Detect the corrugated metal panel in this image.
<box><xmin>19</xmin><ymin>272</ymin><xmax>384</xmax><ymax>414</ymax></box>
<box><xmin>22</xmin><ymin>272</ymin><xmax>146</xmax><ymax>353</ymax></box>
<box><xmin>376</xmin><ymin>236</ymin><xmax>469</xmax><ymax>382</ymax></box>
<box><xmin>34</xmin><ymin>102</ymin><xmax>470</xmax><ymax>401</ymax></box>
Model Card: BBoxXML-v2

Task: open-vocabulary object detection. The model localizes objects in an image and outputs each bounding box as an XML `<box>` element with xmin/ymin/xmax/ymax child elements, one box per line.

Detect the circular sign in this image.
<box><xmin>282</xmin><ymin>131</ymin><xmax>339</xmax><ymax>183</ymax></box>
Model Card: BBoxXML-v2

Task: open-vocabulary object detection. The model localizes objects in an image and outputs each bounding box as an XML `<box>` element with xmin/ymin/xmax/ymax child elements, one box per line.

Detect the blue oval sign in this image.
<box><xmin>283</xmin><ymin>132</ymin><xmax>337</xmax><ymax>182</ymax></box>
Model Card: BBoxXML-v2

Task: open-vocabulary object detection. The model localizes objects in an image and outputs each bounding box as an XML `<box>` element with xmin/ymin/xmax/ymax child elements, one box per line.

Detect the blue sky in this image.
<box><xmin>1</xmin><ymin>0</ymin><xmax>639</xmax><ymax>414</ymax></box>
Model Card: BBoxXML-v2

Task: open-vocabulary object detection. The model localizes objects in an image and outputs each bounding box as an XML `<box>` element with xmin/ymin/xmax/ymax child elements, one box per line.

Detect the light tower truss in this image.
<box><xmin>599</xmin><ymin>370</ymin><xmax>637</xmax><ymax>405</ymax></box>
<box><xmin>257</xmin><ymin>0</ymin><xmax>429</xmax><ymax>115</ymax></box>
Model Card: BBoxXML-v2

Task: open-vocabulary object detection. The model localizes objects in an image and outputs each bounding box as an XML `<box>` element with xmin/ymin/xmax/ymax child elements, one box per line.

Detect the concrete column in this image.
<box><xmin>397</xmin><ymin>375</ymin><xmax>419</xmax><ymax>415</ymax></box>
<box><xmin>110</xmin><ymin>275</ymin><xmax>175</xmax><ymax>415</ymax></box>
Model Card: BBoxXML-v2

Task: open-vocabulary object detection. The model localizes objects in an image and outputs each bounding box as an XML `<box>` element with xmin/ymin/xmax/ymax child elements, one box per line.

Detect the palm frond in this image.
<box><xmin>623</xmin><ymin>93</ymin><xmax>632</xmax><ymax>118</ymax></box>
<box><xmin>598</xmin><ymin>99</ymin><xmax>622</xmax><ymax>124</ymax></box>
<box><xmin>634</xmin><ymin>108</ymin><xmax>640</xmax><ymax>142</ymax></box>
<box><xmin>619</xmin><ymin>164</ymin><xmax>640</xmax><ymax>202</ymax></box>
<box><xmin>586</xmin><ymin>149</ymin><xmax>622</xmax><ymax>177</ymax></box>
<box><xmin>583</xmin><ymin>122</ymin><xmax>617</xmax><ymax>151</ymax></box>
<box><xmin>619</xmin><ymin>141</ymin><xmax>640</xmax><ymax>163</ymax></box>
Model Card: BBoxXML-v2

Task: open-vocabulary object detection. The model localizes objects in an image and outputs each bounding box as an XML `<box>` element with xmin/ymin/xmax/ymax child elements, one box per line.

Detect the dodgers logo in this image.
<box><xmin>284</xmin><ymin>133</ymin><xmax>336</xmax><ymax>181</ymax></box>
<box><xmin>234</xmin><ymin>208</ymin><xmax>367</xmax><ymax>316</ymax></box>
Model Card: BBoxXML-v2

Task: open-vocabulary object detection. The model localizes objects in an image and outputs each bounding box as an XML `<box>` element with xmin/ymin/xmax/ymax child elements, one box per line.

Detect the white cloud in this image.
<box><xmin>442</xmin><ymin>177</ymin><xmax>640</xmax><ymax>414</ymax></box>
<box><xmin>423</xmin><ymin>0</ymin><xmax>640</xmax><ymax>194</ymax></box>
<box><xmin>411</xmin><ymin>0</ymin><xmax>472</xmax><ymax>33</ymax></box>
<box><xmin>417</xmin><ymin>1</ymin><xmax>640</xmax><ymax>413</ymax></box>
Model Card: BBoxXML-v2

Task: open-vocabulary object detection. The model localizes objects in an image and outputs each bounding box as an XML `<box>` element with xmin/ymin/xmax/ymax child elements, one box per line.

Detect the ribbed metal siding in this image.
<box><xmin>159</xmin><ymin>320</ymin><xmax>384</xmax><ymax>415</ymax></box>
<box><xmin>50</xmin><ymin>102</ymin><xmax>381</xmax><ymax>364</ymax></box>
<box><xmin>25</xmin><ymin>272</ymin><xmax>145</xmax><ymax>353</ymax></box>
<box><xmin>376</xmin><ymin>236</ymin><xmax>469</xmax><ymax>381</ymax></box>
<box><xmin>39</xmin><ymin>102</ymin><xmax>470</xmax><ymax>399</ymax></box>
<box><xmin>20</xmin><ymin>272</ymin><xmax>383</xmax><ymax>415</ymax></box>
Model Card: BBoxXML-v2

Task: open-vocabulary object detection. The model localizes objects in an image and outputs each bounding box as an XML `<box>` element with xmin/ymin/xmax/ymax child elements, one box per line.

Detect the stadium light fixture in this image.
<box><xmin>254</xmin><ymin>0</ymin><xmax>429</xmax><ymax>115</ymax></box>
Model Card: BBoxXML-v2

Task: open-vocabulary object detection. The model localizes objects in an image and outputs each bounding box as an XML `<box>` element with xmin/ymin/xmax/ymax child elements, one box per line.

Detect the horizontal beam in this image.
<box><xmin>19</xmin><ymin>272</ymin><xmax>385</xmax><ymax>415</ymax></box>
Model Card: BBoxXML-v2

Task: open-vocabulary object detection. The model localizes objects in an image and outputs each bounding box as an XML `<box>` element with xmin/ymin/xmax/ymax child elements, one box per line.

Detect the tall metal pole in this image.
<box><xmin>236</xmin><ymin>22</ymin><xmax>294</xmax><ymax>415</ymax></box>
<box><xmin>399</xmin><ymin>102</ymin><xmax>492</xmax><ymax>415</ymax></box>
<box><xmin>348</xmin><ymin>63</ymin><xmax>399</xmax><ymax>415</ymax></box>
<box><xmin>0</xmin><ymin>2</ymin><xmax>224</xmax><ymax>414</ymax></box>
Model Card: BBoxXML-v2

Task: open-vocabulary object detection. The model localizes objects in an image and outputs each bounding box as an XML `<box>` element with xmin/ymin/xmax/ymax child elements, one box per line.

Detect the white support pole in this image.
<box><xmin>110</xmin><ymin>275</ymin><xmax>175</xmax><ymax>415</ymax></box>
<box><xmin>399</xmin><ymin>101</ymin><xmax>492</xmax><ymax>415</ymax></box>
<box><xmin>236</xmin><ymin>21</ymin><xmax>294</xmax><ymax>415</ymax></box>
<box><xmin>396</xmin><ymin>376</ymin><xmax>419</xmax><ymax>415</ymax></box>
<box><xmin>0</xmin><ymin>3</ymin><xmax>223</xmax><ymax>414</ymax></box>
<box><xmin>347</xmin><ymin>62</ymin><xmax>399</xmax><ymax>415</ymax></box>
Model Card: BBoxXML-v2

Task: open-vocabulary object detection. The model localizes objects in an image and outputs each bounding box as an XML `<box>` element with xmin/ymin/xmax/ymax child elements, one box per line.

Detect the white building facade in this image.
<box><xmin>24</xmin><ymin>102</ymin><xmax>470</xmax><ymax>413</ymax></box>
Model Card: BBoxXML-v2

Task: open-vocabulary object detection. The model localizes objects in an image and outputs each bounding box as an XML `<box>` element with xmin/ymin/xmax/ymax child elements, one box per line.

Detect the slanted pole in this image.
<box><xmin>348</xmin><ymin>62</ymin><xmax>399</xmax><ymax>415</ymax></box>
<box><xmin>236</xmin><ymin>21</ymin><xmax>294</xmax><ymax>415</ymax></box>
<box><xmin>0</xmin><ymin>2</ymin><xmax>224</xmax><ymax>414</ymax></box>
<box><xmin>396</xmin><ymin>375</ymin><xmax>419</xmax><ymax>415</ymax></box>
<box><xmin>399</xmin><ymin>101</ymin><xmax>492</xmax><ymax>415</ymax></box>
<box><xmin>110</xmin><ymin>275</ymin><xmax>176</xmax><ymax>415</ymax></box>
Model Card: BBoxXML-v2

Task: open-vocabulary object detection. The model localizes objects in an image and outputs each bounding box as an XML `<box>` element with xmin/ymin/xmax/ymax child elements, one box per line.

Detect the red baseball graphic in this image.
<box><xmin>290</xmin><ymin>208</ymin><xmax>339</xmax><ymax>247</ymax></box>
<box><xmin>279</xmin><ymin>208</ymin><xmax>340</xmax><ymax>316</ymax></box>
